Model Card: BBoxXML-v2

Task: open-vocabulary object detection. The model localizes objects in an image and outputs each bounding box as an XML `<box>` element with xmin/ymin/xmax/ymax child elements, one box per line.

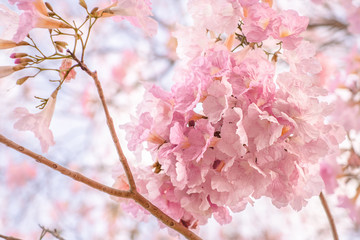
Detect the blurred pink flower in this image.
<box><xmin>338</xmin><ymin>195</ymin><xmax>360</xmax><ymax>223</ymax></box>
<box><xmin>13</xmin><ymin>90</ymin><xmax>58</xmax><ymax>153</ymax></box>
<box><xmin>5</xmin><ymin>161</ymin><xmax>37</xmax><ymax>188</ymax></box>
<box><xmin>320</xmin><ymin>159</ymin><xmax>341</xmax><ymax>194</ymax></box>
<box><xmin>99</xmin><ymin>0</ymin><xmax>158</xmax><ymax>37</ymax></box>
<box><xmin>111</xmin><ymin>50</ymin><xmax>138</xmax><ymax>89</ymax></box>
<box><xmin>188</xmin><ymin>0</ymin><xmax>241</xmax><ymax>34</ymax></box>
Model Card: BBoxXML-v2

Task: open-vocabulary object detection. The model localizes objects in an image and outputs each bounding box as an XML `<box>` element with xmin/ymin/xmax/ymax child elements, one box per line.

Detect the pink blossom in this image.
<box><xmin>111</xmin><ymin>50</ymin><xmax>138</xmax><ymax>87</ymax></box>
<box><xmin>187</xmin><ymin>0</ymin><xmax>241</xmax><ymax>34</ymax></box>
<box><xmin>338</xmin><ymin>195</ymin><xmax>360</xmax><ymax>223</ymax></box>
<box><xmin>242</xmin><ymin>3</ymin><xmax>276</xmax><ymax>43</ymax></box>
<box><xmin>59</xmin><ymin>59</ymin><xmax>76</xmax><ymax>82</ymax></box>
<box><xmin>271</xmin><ymin>10</ymin><xmax>309</xmax><ymax>50</ymax></box>
<box><xmin>320</xmin><ymin>158</ymin><xmax>341</xmax><ymax>194</ymax></box>
<box><xmin>13</xmin><ymin>90</ymin><xmax>58</xmax><ymax>153</ymax></box>
<box><xmin>9</xmin><ymin>0</ymin><xmax>71</xmax><ymax>42</ymax></box>
<box><xmin>5</xmin><ymin>161</ymin><xmax>37</xmax><ymax>188</ymax></box>
<box><xmin>118</xmin><ymin>14</ymin><xmax>343</xmax><ymax>227</ymax></box>
<box><xmin>347</xmin><ymin>6</ymin><xmax>360</xmax><ymax>34</ymax></box>
<box><xmin>98</xmin><ymin>0</ymin><xmax>158</xmax><ymax>37</ymax></box>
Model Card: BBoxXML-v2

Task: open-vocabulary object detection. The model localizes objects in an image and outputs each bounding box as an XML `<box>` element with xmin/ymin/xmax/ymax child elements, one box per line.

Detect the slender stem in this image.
<box><xmin>0</xmin><ymin>234</ymin><xmax>21</xmax><ymax>240</ymax></box>
<box><xmin>0</xmin><ymin>134</ymin><xmax>202</xmax><ymax>240</ymax></box>
<box><xmin>68</xmin><ymin>50</ymin><xmax>137</xmax><ymax>190</ymax></box>
<box><xmin>320</xmin><ymin>192</ymin><xmax>339</xmax><ymax>240</ymax></box>
<box><xmin>0</xmin><ymin>134</ymin><xmax>131</xmax><ymax>199</ymax></box>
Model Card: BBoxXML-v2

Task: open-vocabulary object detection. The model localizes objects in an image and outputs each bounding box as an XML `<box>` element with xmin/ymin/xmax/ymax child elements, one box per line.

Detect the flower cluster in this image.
<box><xmin>117</xmin><ymin>1</ymin><xmax>344</xmax><ymax>228</ymax></box>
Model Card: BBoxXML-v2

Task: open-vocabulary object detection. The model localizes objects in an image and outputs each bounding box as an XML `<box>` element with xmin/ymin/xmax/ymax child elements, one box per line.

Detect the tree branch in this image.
<box><xmin>0</xmin><ymin>134</ymin><xmax>131</xmax><ymax>199</ymax></box>
<box><xmin>320</xmin><ymin>192</ymin><xmax>339</xmax><ymax>240</ymax></box>
<box><xmin>67</xmin><ymin>49</ymin><xmax>136</xmax><ymax>191</ymax></box>
<box><xmin>0</xmin><ymin>136</ymin><xmax>202</xmax><ymax>240</ymax></box>
<box><xmin>0</xmin><ymin>234</ymin><xmax>22</xmax><ymax>240</ymax></box>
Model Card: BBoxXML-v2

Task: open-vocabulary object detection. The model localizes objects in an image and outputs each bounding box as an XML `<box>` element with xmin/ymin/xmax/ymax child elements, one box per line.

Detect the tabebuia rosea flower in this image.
<box><xmin>9</xmin><ymin>0</ymin><xmax>71</xmax><ymax>42</ymax></box>
<box><xmin>114</xmin><ymin>0</ymin><xmax>345</xmax><ymax>230</ymax></box>
<box><xmin>13</xmin><ymin>90</ymin><xmax>58</xmax><ymax>153</ymax></box>
<box><xmin>97</xmin><ymin>0</ymin><xmax>158</xmax><ymax>37</ymax></box>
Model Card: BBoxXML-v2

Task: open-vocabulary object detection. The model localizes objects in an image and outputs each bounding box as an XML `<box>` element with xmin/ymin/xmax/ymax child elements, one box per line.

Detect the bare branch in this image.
<box><xmin>0</xmin><ymin>134</ymin><xmax>202</xmax><ymax>240</ymax></box>
<box><xmin>67</xmin><ymin>49</ymin><xmax>137</xmax><ymax>190</ymax></box>
<box><xmin>39</xmin><ymin>225</ymin><xmax>65</xmax><ymax>240</ymax></box>
<box><xmin>320</xmin><ymin>192</ymin><xmax>339</xmax><ymax>240</ymax></box>
<box><xmin>0</xmin><ymin>134</ymin><xmax>131</xmax><ymax>199</ymax></box>
<box><xmin>0</xmin><ymin>234</ymin><xmax>22</xmax><ymax>240</ymax></box>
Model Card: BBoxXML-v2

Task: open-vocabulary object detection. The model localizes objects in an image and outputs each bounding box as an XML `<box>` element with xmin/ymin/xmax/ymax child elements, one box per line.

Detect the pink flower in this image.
<box><xmin>347</xmin><ymin>6</ymin><xmax>360</xmax><ymax>34</ymax></box>
<box><xmin>320</xmin><ymin>159</ymin><xmax>341</xmax><ymax>194</ymax></box>
<box><xmin>9</xmin><ymin>0</ymin><xmax>70</xmax><ymax>42</ymax></box>
<box><xmin>338</xmin><ymin>195</ymin><xmax>360</xmax><ymax>223</ymax></box>
<box><xmin>119</xmin><ymin>16</ymin><xmax>344</xmax><ymax>228</ymax></box>
<box><xmin>98</xmin><ymin>0</ymin><xmax>158</xmax><ymax>37</ymax></box>
<box><xmin>188</xmin><ymin>0</ymin><xmax>241</xmax><ymax>34</ymax></box>
<box><xmin>5</xmin><ymin>161</ymin><xmax>37</xmax><ymax>188</ymax></box>
<box><xmin>59</xmin><ymin>59</ymin><xmax>76</xmax><ymax>82</ymax></box>
<box><xmin>242</xmin><ymin>3</ymin><xmax>276</xmax><ymax>43</ymax></box>
<box><xmin>13</xmin><ymin>90</ymin><xmax>58</xmax><ymax>153</ymax></box>
<box><xmin>271</xmin><ymin>10</ymin><xmax>309</xmax><ymax>50</ymax></box>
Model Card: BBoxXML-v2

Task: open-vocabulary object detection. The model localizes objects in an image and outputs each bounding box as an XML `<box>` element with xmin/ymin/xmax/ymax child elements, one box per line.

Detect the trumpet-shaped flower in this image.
<box><xmin>98</xmin><ymin>0</ymin><xmax>158</xmax><ymax>37</ymax></box>
<box><xmin>13</xmin><ymin>90</ymin><xmax>58</xmax><ymax>153</ymax></box>
<box><xmin>9</xmin><ymin>0</ymin><xmax>71</xmax><ymax>42</ymax></box>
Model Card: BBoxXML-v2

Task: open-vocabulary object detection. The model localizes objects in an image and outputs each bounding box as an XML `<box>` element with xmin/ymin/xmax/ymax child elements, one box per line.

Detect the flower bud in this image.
<box><xmin>90</xmin><ymin>7</ymin><xmax>99</xmax><ymax>15</ymax></box>
<box><xmin>16</xmin><ymin>76</ymin><xmax>31</xmax><ymax>85</ymax></box>
<box><xmin>54</xmin><ymin>41</ymin><xmax>68</xmax><ymax>52</ymax></box>
<box><xmin>0</xmin><ymin>39</ymin><xmax>28</xmax><ymax>49</ymax></box>
<box><xmin>13</xmin><ymin>64</ymin><xmax>26</xmax><ymax>71</ymax></box>
<box><xmin>45</xmin><ymin>2</ymin><xmax>54</xmax><ymax>12</ymax></box>
<box><xmin>14</xmin><ymin>58</ymin><xmax>33</xmax><ymax>64</ymax></box>
<box><xmin>79</xmin><ymin>0</ymin><xmax>88</xmax><ymax>9</ymax></box>
<box><xmin>10</xmin><ymin>53</ymin><xmax>28</xmax><ymax>59</ymax></box>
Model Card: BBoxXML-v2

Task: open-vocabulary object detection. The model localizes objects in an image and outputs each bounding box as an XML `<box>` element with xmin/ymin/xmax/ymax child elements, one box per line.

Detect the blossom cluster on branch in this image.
<box><xmin>118</xmin><ymin>0</ymin><xmax>345</xmax><ymax>229</ymax></box>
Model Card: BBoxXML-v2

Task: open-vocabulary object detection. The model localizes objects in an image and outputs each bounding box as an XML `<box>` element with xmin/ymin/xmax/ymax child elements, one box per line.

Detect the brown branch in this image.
<box><xmin>0</xmin><ymin>134</ymin><xmax>131</xmax><ymax>199</ymax></box>
<box><xmin>0</xmin><ymin>134</ymin><xmax>202</xmax><ymax>240</ymax></box>
<box><xmin>319</xmin><ymin>192</ymin><xmax>339</xmax><ymax>240</ymax></box>
<box><xmin>308</xmin><ymin>19</ymin><xmax>348</xmax><ymax>31</ymax></box>
<box><xmin>67</xmin><ymin>49</ymin><xmax>136</xmax><ymax>190</ymax></box>
<box><xmin>39</xmin><ymin>225</ymin><xmax>64</xmax><ymax>240</ymax></box>
<box><xmin>67</xmin><ymin>50</ymin><xmax>202</xmax><ymax>240</ymax></box>
<box><xmin>0</xmin><ymin>234</ymin><xmax>22</xmax><ymax>240</ymax></box>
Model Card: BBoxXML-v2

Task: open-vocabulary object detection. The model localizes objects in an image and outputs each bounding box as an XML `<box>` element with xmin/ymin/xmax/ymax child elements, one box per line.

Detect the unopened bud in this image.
<box><xmin>10</xmin><ymin>53</ymin><xmax>28</xmax><ymax>59</ymax></box>
<box><xmin>16</xmin><ymin>41</ymin><xmax>29</xmax><ymax>46</ymax></box>
<box><xmin>16</xmin><ymin>76</ymin><xmax>31</xmax><ymax>85</ymax></box>
<box><xmin>54</xmin><ymin>41</ymin><xmax>68</xmax><ymax>52</ymax></box>
<box><xmin>90</xmin><ymin>7</ymin><xmax>99</xmax><ymax>15</ymax></box>
<box><xmin>13</xmin><ymin>64</ymin><xmax>26</xmax><ymax>71</ymax></box>
<box><xmin>45</xmin><ymin>2</ymin><xmax>54</xmax><ymax>12</ymax></box>
<box><xmin>14</xmin><ymin>58</ymin><xmax>33</xmax><ymax>64</ymax></box>
<box><xmin>54</xmin><ymin>41</ymin><xmax>68</xmax><ymax>48</ymax></box>
<box><xmin>79</xmin><ymin>0</ymin><xmax>88</xmax><ymax>9</ymax></box>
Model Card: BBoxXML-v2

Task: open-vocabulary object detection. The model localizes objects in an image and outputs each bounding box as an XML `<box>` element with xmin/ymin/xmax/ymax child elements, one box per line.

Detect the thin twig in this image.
<box><xmin>0</xmin><ymin>234</ymin><xmax>22</xmax><ymax>240</ymax></box>
<box><xmin>0</xmin><ymin>134</ymin><xmax>131</xmax><ymax>199</ymax></box>
<box><xmin>319</xmin><ymin>192</ymin><xmax>339</xmax><ymax>240</ymax></box>
<box><xmin>39</xmin><ymin>225</ymin><xmax>64</xmax><ymax>240</ymax></box>
<box><xmin>67</xmin><ymin>49</ymin><xmax>136</xmax><ymax>190</ymax></box>
<box><xmin>0</xmin><ymin>134</ymin><xmax>202</xmax><ymax>240</ymax></box>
